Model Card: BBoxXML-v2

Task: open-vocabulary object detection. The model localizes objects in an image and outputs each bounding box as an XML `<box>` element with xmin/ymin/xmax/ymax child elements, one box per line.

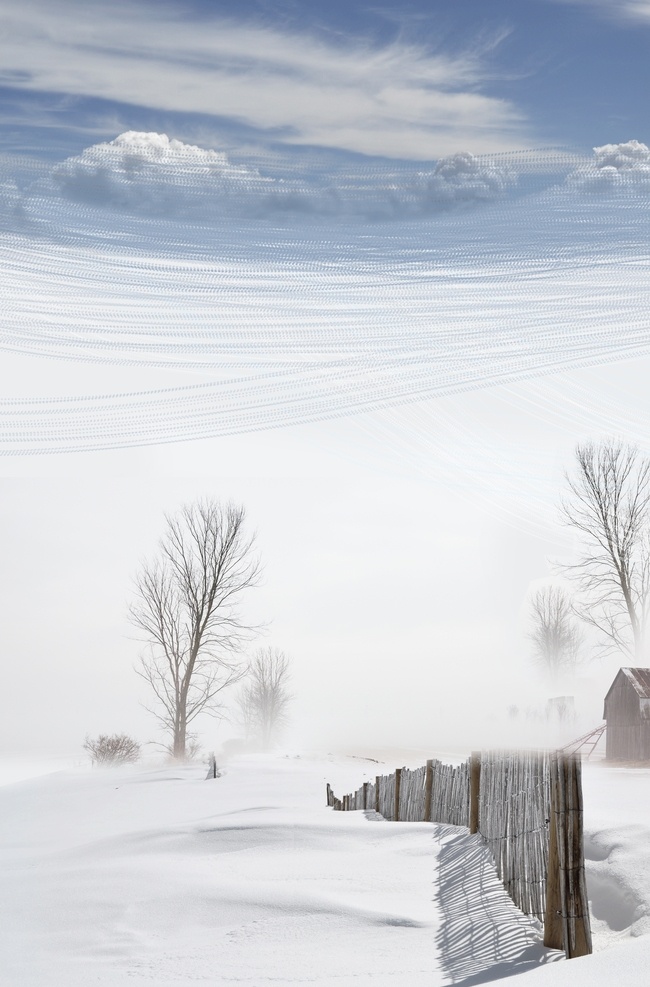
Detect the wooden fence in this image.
<box><xmin>327</xmin><ymin>749</ymin><xmax>591</xmax><ymax>959</ymax></box>
<box><xmin>477</xmin><ymin>750</ymin><xmax>549</xmax><ymax>924</ymax></box>
<box><xmin>327</xmin><ymin>759</ymin><xmax>469</xmax><ymax>826</ymax></box>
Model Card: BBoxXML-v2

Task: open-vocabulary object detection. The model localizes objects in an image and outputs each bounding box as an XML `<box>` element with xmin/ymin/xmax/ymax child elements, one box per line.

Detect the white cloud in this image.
<box><xmin>0</xmin><ymin>0</ymin><xmax>530</xmax><ymax>159</ymax></box>
<box><xmin>58</xmin><ymin>131</ymin><xmax>254</xmax><ymax>178</ymax></box>
<box><xmin>52</xmin><ymin>131</ymin><xmax>273</xmax><ymax>216</ymax></box>
<box><xmin>50</xmin><ymin>133</ymin><xmax>518</xmax><ymax>220</ymax></box>
<box><xmin>616</xmin><ymin>0</ymin><xmax>650</xmax><ymax>19</ymax></box>
<box><xmin>423</xmin><ymin>152</ymin><xmax>516</xmax><ymax>207</ymax></box>
<box><xmin>566</xmin><ymin>140</ymin><xmax>650</xmax><ymax>192</ymax></box>
<box><xmin>550</xmin><ymin>0</ymin><xmax>650</xmax><ymax>24</ymax></box>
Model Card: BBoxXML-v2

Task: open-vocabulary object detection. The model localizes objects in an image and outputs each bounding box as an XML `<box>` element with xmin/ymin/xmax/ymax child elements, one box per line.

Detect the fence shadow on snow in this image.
<box><xmin>327</xmin><ymin>750</ymin><xmax>591</xmax><ymax>963</ymax></box>
<box><xmin>434</xmin><ymin>825</ymin><xmax>562</xmax><ymax>986</ymax></box>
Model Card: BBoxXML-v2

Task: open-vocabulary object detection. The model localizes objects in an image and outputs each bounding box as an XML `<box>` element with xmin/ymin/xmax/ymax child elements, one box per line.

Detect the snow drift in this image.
<box><xmin>0</xmin><ymin>753</ymin><xmax>559</xmax><ymax>985</ymax></box>
<box><xmin>3</xmin><ymin>753</ymin><xmax>650</xmax><ymax>985</ymax></box>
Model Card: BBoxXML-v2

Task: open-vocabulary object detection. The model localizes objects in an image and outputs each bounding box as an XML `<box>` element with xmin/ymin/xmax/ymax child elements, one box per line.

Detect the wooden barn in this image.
<box><xmin>603</xmin><ymin>667</ymin><xmax>650</xmax><ymax>761</ymax></box>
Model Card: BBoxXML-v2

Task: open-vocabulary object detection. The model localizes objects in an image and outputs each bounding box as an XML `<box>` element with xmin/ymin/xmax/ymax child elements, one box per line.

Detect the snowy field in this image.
<box><xmin>1</xmin><ymin>752</ymin><xmax>650</xmax><ymax>986</ymax></box>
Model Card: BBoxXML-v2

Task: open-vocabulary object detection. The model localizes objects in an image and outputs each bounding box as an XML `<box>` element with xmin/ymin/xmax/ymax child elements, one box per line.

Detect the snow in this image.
<box><xmin>0</xmin><ymin>752</ymin><xmax>555</xmax><ymax>985</ymax></box>
<box><xmin>1</xmin><ymin>752</ymin><xmax>650</xmax><ymax>985</ymax></box>
<box><xmin>581</xmin><ymin>763</ymin><xmax>650</xmax><ymax>941</ymax></box>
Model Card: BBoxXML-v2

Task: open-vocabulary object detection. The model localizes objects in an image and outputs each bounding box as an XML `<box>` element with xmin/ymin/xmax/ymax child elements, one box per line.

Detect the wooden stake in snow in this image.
<box><xmin>469</xmin><ymin>751</ymin><xmax>481</xmax><ymax>834</ymax></box>
<box><xmin>544</xmin><ymin>752</ymin><xmax>592</xmax><ymax>958</ymax></box>
<box><xmin>424</xmin><ymin>759</ymin><xmax>433</xmax><ymax>821</ymax></box>
<box><xmin>394</xmin><ymin>768</ymin><xmax>402</xmax><ymax>821</ymax></box>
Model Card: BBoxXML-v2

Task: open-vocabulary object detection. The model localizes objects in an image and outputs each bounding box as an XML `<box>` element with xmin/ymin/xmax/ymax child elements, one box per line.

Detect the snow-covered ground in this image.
<box><xmin>0</xmin><ymin>751</ymin><xmax>649</xmax><ymax>985</ymax></box>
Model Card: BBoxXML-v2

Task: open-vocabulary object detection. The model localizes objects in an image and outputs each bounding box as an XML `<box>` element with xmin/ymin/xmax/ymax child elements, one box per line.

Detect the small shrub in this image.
<box><xmin>83</xmin><ymin>733</ymin><xmax>141</xmax><ymax>766</ymax></box>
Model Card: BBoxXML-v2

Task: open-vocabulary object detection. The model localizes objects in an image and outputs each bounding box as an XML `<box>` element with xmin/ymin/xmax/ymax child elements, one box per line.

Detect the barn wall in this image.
<box><xmin>605</xmin><ymin>676</ymin><xmax>650</xmax><ymax>760</ymax></box>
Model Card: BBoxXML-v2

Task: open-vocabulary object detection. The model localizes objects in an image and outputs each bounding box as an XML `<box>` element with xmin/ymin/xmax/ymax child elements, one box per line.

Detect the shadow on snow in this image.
<box><xmin>434</xmin><ymin>825</ymin><xmax>563</xmax><ymax>986</ymax></box>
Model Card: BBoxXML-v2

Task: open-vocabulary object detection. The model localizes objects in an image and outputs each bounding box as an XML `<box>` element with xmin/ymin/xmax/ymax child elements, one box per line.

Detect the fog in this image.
<box><xmin>2</xmin><ymin>131</ymin><xmax>649</xmax><ymax>762</ymax></box>
<box><xmin>1</xmin><ymin>359</ymin><xmax>638</xmax><ymax>760</ymax></box>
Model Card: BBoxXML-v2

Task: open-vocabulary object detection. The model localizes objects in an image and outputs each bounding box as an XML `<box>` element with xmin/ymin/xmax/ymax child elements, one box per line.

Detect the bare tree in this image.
<box><xmin>84</xmin><ymin>733</ymin><xmax>141</xmax><ymax>766</ymax></box>
<box><xmin>129</xmin><ymin>500</ymin><xmax>260</xmax><ymax>760</ymax></box>
<box><xmin>528</xmin><ymin>586</ymin><xmax>582</xmax><ymax>681</ymax></box>
<box><xmin>560</xmin><ymin>440</ymin><xmax>650</xmax><ymax>661</ymax></box>
<box><xmin>236</xmin><ymin>647</ymin><xmax>292</xmax><ymax>748</ymax></box>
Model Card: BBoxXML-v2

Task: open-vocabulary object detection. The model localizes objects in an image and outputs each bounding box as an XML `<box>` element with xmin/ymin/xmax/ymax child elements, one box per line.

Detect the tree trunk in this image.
<box><xmin>173</xmin><ymin>703</ymin><xmax>187</xmax><ymax>759</ymax></box>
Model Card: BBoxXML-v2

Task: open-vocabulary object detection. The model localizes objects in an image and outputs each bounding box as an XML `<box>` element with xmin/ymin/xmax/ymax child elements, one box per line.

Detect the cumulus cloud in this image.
<box><xmin>52</xmin><ymin>131</ymin><xmax>273</xmax><ymax>216</ymax></box>
<box><xmin>566</xmin><ymin>140</ymin><xmax>650</xmax><ymax>193</ymax></box>
<box><xmin>367</xmin><ymin>152</ymin><xmax>517</xmax><ymax>218</ymax></box>
<box><xmin>51</xmin><ymin>131</ymin><xmax>363</xmax><ymax>220</ymax></box>
<box><xmin>50</xmin><ymin>133</ymin><xmax>520</xmax><ymax>222</ymax></box>
<box><xmin>422</xmin><ymin>152</ymin><xmax>516</xmax><ymax>208</ymax></box>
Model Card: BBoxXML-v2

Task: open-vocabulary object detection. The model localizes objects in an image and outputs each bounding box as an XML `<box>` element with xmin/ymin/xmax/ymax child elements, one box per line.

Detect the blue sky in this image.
<box><xmin>1</xmin><ymin>0</ymin><xmax>648</xmax><ymax>164</ymax></box>
<box><xmin>2</xmin><ymin>0</ymin><xmax>650</xmax><ymax>466</ymax></box>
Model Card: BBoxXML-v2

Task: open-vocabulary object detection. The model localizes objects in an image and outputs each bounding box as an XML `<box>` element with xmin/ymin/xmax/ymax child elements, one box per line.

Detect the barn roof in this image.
<box><xmin>604</xmin><ymin>667</ymin><xmax>650</xmax><ymax>703</ymax></box>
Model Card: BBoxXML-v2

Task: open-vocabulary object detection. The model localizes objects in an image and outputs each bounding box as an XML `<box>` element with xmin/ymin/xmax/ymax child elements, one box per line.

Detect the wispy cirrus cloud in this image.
<box><xmin>0</xmin><ymin>0</ymin><xmax>530</xmax><ymax>159</ymax></box>
<box><xmin>549</xmin><ymin>0</ymin><xmax>650</xmax><ymax>24</ymax></box>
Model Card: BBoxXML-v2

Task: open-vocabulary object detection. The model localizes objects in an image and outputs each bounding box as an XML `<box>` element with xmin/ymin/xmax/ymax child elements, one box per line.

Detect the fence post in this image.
<box><xmin>362</xmin><ymin>781</ymin><xmax>368</xmax><ymax>810</ymax></box>
<box><xmin>544</xmin><ymin>753</ymin><xmax>592</xmax><ymax>958</ymax></box>
<box><xmin>394</xmin><ymin>768</ymin><xmax>402</xmax><ymax>821</ymax></box>
<box><xmin>375</xmin><ymin>775</ymin><xmax>381</xmax><ymax>813</ymax></box>
<box><xmin>469</xmin><ymin>751</ymin><xmax>481</xmax><ymax>834</ymax></box>
<box><xmin>424</xmin><ymin>759</ymin><xmax>434</xmax><ymax>821</ymax></box>
<box><xmin>564</xmin><ymin>754</ymin><xmax>592</xmax><ymax>958</ymax></box>
<box><xmin>544</xmin><ymin>753</ymin><xmax>563</xmax><ymax>950</ymax></box>
<box><xmin>326</xmin><ymin>783</ymin><xmax>332</xmax><ymax>807</ymax></box>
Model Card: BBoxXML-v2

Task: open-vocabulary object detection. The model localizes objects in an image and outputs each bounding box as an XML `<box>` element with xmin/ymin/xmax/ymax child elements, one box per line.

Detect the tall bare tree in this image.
<box><xmin>130</xmin><ymin>500</ymin><xmax>260</xmax><ymax>759</ymax></box>
<box><xmin>560</xmin><ymin>440</ymin><xmax>650</xmax><ymax>661</ymax></box>
<box><xmin>236</xmin><ymin>647</ymin><xmax>292</xmax><ymax>748</ymax></box>
<box><xmin>528</xmin><ymin>586</ymin><xmax>582</xmax><ymax>681</ymax></box>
